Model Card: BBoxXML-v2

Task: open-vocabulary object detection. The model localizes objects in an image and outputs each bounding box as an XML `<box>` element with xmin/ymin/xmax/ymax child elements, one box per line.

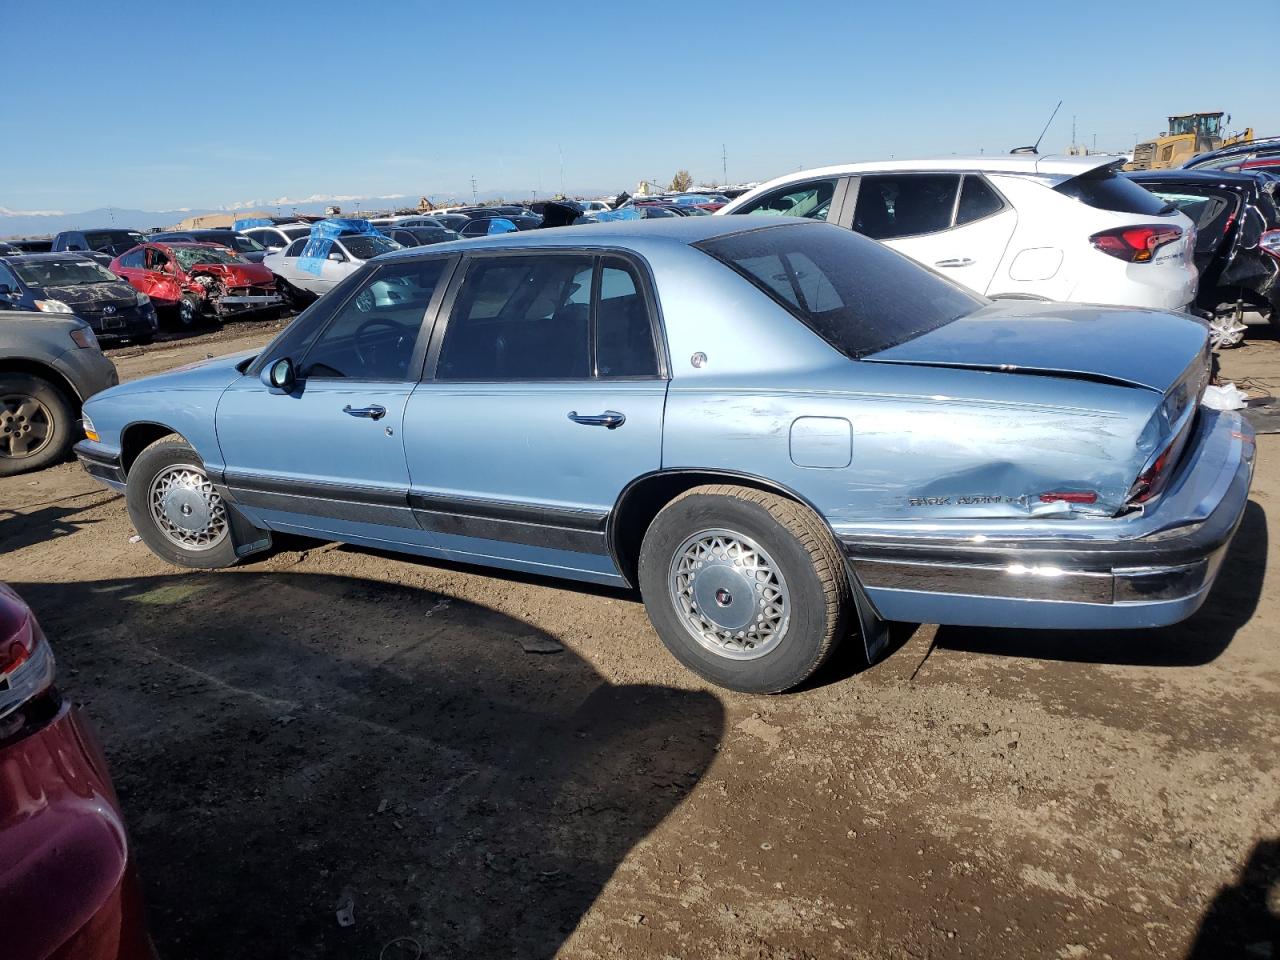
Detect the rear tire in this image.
<box><xmin>637</xmin><ymin>484</ymin><xmax>853</xmax><ymax>693</ymax></box>
<box><xmin>0</xmin><ymin>373</ymin><xmax>75</xmax><ymax>476</ymax></box>
<box><xmin>125</xmin><ymin>435</ymin><xmax>239</xmax><ymax>569</ymax></box>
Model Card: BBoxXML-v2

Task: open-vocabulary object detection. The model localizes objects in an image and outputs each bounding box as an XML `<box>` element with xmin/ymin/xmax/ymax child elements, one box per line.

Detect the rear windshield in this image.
<box><xmin>697</xmin><ymin>222</ymin><xmax>984</xmax><ymax>359</ymax></box>
<box><xmin>1056</xmin><ymin>168</ymin><xmax>1172</xmax><ymax>215</ymax></box>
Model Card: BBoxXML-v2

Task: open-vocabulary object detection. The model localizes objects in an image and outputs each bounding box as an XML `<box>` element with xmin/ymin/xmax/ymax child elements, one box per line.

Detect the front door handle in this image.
<box><xmin>934</xmin><ymin>257</ymin><xmax>974</xmax><ymax>268</ymax></box>
<box><xmin>343</xmin><ymin>404</ymin><xmax>386</xmax><ymax>420</ymax></box>
<box><xmin>567</xmin><ymin>410</ymin><xmax>626</xmax><ymax>429</ymax></box>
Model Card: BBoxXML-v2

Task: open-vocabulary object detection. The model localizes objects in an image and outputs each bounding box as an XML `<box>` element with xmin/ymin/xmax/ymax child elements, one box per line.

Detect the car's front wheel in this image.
<box><xmin>0</xmin><ymin>373</ymin><xmax>75</xmax><ymax>476</ymax></box>
<box><xmin>125</xmin><ymin>435</ymin><xmax>239</xmax><ymax>569</ymax></box>
<box><xmin>638</xmin><ymin>484</ymin><xmax>853</xmax><ymax>693</ymax></box>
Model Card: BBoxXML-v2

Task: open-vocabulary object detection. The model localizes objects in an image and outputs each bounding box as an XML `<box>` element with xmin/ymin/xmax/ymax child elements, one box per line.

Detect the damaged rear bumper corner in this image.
<box><xmin>838</xmin><ymin>410</ymin><xmax>1256</xmax><ymax>631</ymax></box>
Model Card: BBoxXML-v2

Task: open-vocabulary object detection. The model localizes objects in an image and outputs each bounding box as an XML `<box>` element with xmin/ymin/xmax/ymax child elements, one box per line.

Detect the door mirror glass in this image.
<box><xmin>327</xmin><ymin>251</ymin><xmax>345</xmax><ymax>262</ymax></box>
<box><xmin>262</xmin><ymin>357</ymin><xmax>296</xmax><ymax>392</ymax></box>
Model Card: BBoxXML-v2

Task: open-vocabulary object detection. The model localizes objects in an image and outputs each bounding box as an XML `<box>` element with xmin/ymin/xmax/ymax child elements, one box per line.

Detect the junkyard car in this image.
<box><xmin>109</xmin><ymin>242</ymin><xmax>281</xmax><ymax>327</ymax></box>
<box><xmin>51</xmin><ymin>228</ymin><xmax>147</xmax><ymax>259</ymax></box>
<box><xmin>2</xmin><ymin>309</ymin><xmax>117</xmax><ymax>475</ymax></box>
<box><xmin>719</xmin><ymin>156</ymin><xmax>1199</xmax><ymax>311</ymax></box>
<box><xmin>1128</xmin><ymin>169</ymin><xmax>1280</xmax><ymax>346</ymax></box>
<box><xmin>149</xmin><ymin>229</ymin><xmax>270</xmax><ymax>263</ymax></box>
<box><xmin>261</xmin><ymin>225</ymin><xmax>400</xmax><ymax>303</ymax></box>
<box><xmin>0</xmin><ymin>253</ymin><xmax>158</xmax><ymax>343</ymax></box>
<box><xmin>0</xmin><ymin>583</ymin><xmax>156</xmax><ymax>960</ymax></box>
<box><xmin>74</xmin><ymin>218</ymin><xmax>1254</xmax><ymax>693</ymax></box>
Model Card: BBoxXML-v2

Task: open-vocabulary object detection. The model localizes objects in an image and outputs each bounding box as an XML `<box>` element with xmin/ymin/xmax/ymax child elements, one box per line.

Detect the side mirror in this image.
<box><xmin>261</xmin><ymin>357</ymin><xmax>296</xmax><ymax>393</ymax></box>
<box><xmin>327</xmin><ymin>251</ymin><xmax>345</xmax><ymax>262</ymax></box>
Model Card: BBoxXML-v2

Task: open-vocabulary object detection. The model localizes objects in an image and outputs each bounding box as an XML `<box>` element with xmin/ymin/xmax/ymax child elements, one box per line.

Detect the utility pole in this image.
<box><xmin>558</xmin><ymin>144</ymin><xmax>565</xmax><ymax>197</ymax></box>
<box><xmin>470</xmin><ymin>176</ymin><xmax>478</xmax><ymax>205</ymax></box>
<box><xmin>722</xmin><ymin>143</ymin><xmax>727</xmax><ymax>185</ymax></box>
<box><xmin>1071</xmin><ymin>114</ymin><xmax>1077</xmax><ymax>150</ymax></box>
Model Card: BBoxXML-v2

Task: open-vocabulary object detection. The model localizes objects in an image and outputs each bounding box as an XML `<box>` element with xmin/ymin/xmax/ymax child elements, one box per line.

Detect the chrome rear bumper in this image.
<box><xmin>840</xmin><ymin>409</ymin><xmax>1255</xmax><ymax>630</ymax></box>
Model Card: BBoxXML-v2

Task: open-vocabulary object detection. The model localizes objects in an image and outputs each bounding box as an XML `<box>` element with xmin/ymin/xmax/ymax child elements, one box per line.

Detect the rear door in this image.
<box><xmin>840</xmin><ymin>172</ymin><xmax>1017</xmax><ymax>294</ymax></box>
<box><xmin>401</xmin><ymin>250</ymin><xmax>667</xmax><ymax>583</ymax></box>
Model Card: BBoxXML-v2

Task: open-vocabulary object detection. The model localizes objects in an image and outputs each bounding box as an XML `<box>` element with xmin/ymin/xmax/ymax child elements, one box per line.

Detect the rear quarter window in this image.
<box><xmin>696</xmin><ymin>222</ymin><xmax>984</xmax><ymax>359</ymax></box>
<box><xmin>1056</xmin><ymin>169</ymin><xmax>1172</xmax><ymax>215</ymax></box>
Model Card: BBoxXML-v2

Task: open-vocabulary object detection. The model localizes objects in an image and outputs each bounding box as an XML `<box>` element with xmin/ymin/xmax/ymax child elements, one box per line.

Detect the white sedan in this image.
<box><xmin>263</xmin><ymin>232</ymin><xmax>401</xmax><ymax>303</ymax></box>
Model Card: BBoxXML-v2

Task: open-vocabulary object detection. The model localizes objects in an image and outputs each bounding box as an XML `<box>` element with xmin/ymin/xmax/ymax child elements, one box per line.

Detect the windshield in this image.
<box><xmin>13</xmin><ymin>258</ymin><xmax>120</xmax><ymax>287</ymax></box>
<box><xmin>171</xmin><ymin>246</ymin><xmax>243</xmax><ymax>269</ymax></box>
<box><xmin>696</xmin><ymin>222</ymin><xmax>984</xmax><ymax>359</ymax></box>
<box><xmin>229</xmin><ymin>234</ymin><xmax>265</xmax><ymax>253</ymax></box>
<box><xmin>340</xmin><ymin>235</ymin><xmax>400</xmax><ymax>260</ymax></box>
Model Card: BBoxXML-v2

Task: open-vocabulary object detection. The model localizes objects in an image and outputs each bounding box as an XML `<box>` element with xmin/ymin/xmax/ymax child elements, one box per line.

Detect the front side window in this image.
<box><xmin>697</xmin><ymin>222</ymin><xmax>983</xmax><ymax>359</ymax></box>
<box><xmin>144</xmin><ymin>247</ymin><xmax>171</xmax><ymax>271</ymax></box>
<box><xmin>853</xmin><ymin>174</ymin><xmax>961</xmax><ymax>240</ymax></box>
<box><xmin>298</xmin><ymin>258</ymin><xmax>448</xmax><ymax>381</ymax></box>
<box><xmin>737</xmin><ymin>180</ymin><xmax>836</xmax><ymax>221</ymax></box>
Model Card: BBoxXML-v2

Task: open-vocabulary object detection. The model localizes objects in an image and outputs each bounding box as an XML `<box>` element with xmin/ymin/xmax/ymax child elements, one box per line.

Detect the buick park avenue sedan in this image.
<box><xmin>73</xmin><ymin>218</ymin><xmax>1254</xmax><ymax>693</ymax></box>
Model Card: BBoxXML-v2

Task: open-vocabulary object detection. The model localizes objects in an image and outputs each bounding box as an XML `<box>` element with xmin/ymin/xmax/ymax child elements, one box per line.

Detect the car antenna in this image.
<box><xmin>1010</xmin><ymin>100</ymin><xmax>1062</xmax><ymax>155</ymax></box>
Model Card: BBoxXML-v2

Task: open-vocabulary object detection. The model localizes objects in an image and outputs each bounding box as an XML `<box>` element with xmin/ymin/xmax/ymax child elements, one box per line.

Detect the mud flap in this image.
<box><xmin>226</xmin><ymin>501</ymin><xmax>272</xmax><ymax>560</ymax></box>
<box><xmin>852</xmin><ymin>576</ymin><xmax>891</xmax><ymax>664</ymax></box>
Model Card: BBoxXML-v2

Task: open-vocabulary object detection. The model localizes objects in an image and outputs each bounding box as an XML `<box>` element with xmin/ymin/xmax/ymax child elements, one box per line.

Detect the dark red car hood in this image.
<box><xmin>188</xmin><ymin>262</ymin><xmax>274</xmax><ymax>285</ymax></box>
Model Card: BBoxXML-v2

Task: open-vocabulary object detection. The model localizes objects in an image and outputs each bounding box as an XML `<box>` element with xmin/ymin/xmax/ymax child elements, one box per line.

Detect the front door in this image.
<box><xmin>215</xmin><ymin>256</ymin><xmax>454</xmax><ymax>544</ymax></box>
<box><xmin>402</xmin><ymin>251</ymin><xmax>667</xmax><ymax>584</ymax></box>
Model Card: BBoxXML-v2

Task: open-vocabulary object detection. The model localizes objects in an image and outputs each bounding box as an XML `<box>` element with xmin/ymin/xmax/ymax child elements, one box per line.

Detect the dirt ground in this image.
<box><xmin>2</xmin><ymin>321</ymin><xmax>1279</xmax><ymax>960</ymax></box>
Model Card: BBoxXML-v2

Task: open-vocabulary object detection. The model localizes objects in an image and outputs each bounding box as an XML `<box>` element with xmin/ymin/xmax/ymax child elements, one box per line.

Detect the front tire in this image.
<box><xmin>0</xmin><ymin>373</ymin><xmax>75</xmax><ymax>476</ymax></box>
<box><xmin>125</xmin><ymin>435</ymin><xmax>239</xmax><ymax>569</ymax></box>
<box><xmin>175</xmin><ymin>293</ymin><xmax>202</xmax><ymax>329</ymax></box>
<box><xmin>638</xmin><ymin>484</ymin><xmax>853</xmax><ymax>693</ymax></box>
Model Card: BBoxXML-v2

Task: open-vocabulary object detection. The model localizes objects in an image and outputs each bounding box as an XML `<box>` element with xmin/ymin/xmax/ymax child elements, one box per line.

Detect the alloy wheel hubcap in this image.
<box><xmin>148</xmin><ymin>464</ymin><xmax>229</xmax><ymax>550</ymax></box>
<box><xmin>668</xmin><ymin>528</ymin><xmax>790</xmax><ymax>661</ymax></box>
<box><xmin>0</xmin><ymin>394</ymin><xmax>52</xmax><ymax>459</ymax></box>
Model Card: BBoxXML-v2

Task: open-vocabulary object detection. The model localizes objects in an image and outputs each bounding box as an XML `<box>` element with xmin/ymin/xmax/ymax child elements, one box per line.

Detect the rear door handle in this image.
<box><xmin>934</xmin><ymin>257</ymin><xmax>974</xmax><ymax>268</ymax></box>
<box><xmin>343</xmin><ymin>404</ymin><xmax>386</xmax><ymax>420</ymax></box>
<box><xmin>567</xmin><ymin>410</ymin><xmax>626</xmax><ymax>429</ymax></box>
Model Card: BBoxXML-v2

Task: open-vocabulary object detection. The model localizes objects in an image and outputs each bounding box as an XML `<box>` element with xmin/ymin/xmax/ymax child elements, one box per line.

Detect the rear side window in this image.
<box><xmin>697</xmin><ymin>222</ymin><xmax>983</xmax><ymax>359</ymax></box>
<box><xmin>1056</xmin><ymin>168</ymin><xmax>1171</xmax><ymax>215</ymax></box>
<box><xmin>956</xmin><ymin>175</ymin><xmax>1005</xmax><ymax>225</ymax></box>
<box><xmin>853</xmin><ymin>174</ymin><xmax>960</xmax><ymax>239</ymax></box>
<box><xmin>284</xmin><ymin>238</ymin><xmax>308</xmax><ymax>257</ymax></box>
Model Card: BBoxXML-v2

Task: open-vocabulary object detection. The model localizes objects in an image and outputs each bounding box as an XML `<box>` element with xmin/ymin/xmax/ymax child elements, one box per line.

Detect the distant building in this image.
<box><xmin>172</xmin><ymin>211</ymin><xmax>271</xmax><ymax>230</ymax></box>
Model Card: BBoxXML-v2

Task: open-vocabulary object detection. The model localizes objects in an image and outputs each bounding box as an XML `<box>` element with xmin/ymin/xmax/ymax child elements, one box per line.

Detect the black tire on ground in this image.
<box><xmin>275</xmin><ymin>277</ymin><xmax>299</xmax><ymax>311</ymax></box>
<box><xmin>637</xmin><ymin>484</ymin><xmax>854</xmax><ymax>693</ymax></box>
<box><xmin>175</xmin><ymin>293</ymin><xmax>202</xmax><ymax>328</ymax></box>
<box><xmin>125</xmin><ymin>435</ymin><xmax>240</xmax><ymax>569</ymax></box>
<box><xmin>0</xmin><ymin>373</ymin><xmax>76</xmax><ymax>477</ymax></box>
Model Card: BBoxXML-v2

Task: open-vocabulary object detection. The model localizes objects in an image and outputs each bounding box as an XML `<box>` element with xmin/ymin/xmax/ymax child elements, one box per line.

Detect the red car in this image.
<box><xmin>110</xmin><ymin>241</ymin><xmax>281</xmax><ymax>327</ymax></box>
<box><xmin>0</xmin><ymin>583</ymin><xmax>154</xmax><ymax>960</ymax></box>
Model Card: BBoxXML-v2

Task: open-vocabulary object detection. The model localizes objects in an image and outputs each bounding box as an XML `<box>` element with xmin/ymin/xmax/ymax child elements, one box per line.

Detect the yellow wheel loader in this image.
<box><xmin>1126</xmin><ymin>112</ymin><xmax>1253</xmax><ymax>171</ymax></box>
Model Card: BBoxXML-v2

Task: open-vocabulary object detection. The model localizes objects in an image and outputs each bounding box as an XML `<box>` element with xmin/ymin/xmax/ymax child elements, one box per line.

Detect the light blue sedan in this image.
<box><xmin>74</xmin><ymin>218</ymin><xmax>1255</xmax><ymax>692</ymax></box>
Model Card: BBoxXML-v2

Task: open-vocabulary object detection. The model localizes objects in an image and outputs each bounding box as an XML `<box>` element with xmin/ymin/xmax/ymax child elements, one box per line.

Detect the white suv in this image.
<box><xmin>717</xmin><ymin>156</ymin><xmax>1197</xmax><ymax>311</ymax></box>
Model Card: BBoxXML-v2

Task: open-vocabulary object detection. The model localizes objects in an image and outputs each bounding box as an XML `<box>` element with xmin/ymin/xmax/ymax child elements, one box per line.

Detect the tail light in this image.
<box><xmin>1090</xmin><ymin>224</ymin><xmax>1183</xmax><ymax>263</ymax></box>
<box><xmin>1260</xmin><ymin>229</ymin><xmax>1280</xmax><ymax>261</ymax></box>
<box><xmin>1127</xmin><ymin>431</ymin><xmax>1187</xmax><ymax>506</ymax></box>
<box><xmin>0</xmin><ymin>585</ymin><xmax>56</xmax><ymax>724</ymax></box>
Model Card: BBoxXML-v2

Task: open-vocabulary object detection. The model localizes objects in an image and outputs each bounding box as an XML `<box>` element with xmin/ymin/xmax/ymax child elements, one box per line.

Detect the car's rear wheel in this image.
<box><xmin>126</xmin><ymin>435</ymin><xmax>239</xmax><ymax>569</ymax></box>
<box><xmin>0</xmin><ymin>374</ymin><xmax>75</xmax><ymax>477</ymax></box>
<box><xmin>638</xmin><ymin>484</ymin><xmax>852</xmax><ymax>693</ymax></box>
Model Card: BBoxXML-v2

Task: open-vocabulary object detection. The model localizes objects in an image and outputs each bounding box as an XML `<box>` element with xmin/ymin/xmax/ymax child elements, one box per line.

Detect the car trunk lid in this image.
<box><xmin>863</xmin><ymin>301</ymin><xmax>1208</xmax><ymax>393</ymax></box>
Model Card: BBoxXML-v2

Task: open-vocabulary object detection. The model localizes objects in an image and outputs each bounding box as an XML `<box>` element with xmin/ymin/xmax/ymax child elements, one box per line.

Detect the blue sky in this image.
<box><xmin>2</xmin><ymin>0</ymin><xmax>1274</xmax><ymax>213</ymax></box>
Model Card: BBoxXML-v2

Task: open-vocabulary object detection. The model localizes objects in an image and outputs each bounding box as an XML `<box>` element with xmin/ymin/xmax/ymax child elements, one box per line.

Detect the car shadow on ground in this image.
<box><xmin>12</xmin><ymin>570</ymin><xmax>725</xmax><ymax>960</ymax></box>
<box><xmin>0</xmin><ymin>491</ymin><xmax>113</xmax><ymax>556</ymax></box>
<box><xmin>930</xmin><ymin>499</ymin><xmax>1267</xmax><ymax>667</ymax></box>
<box><xmin>1186</xmin><ymin>837</ymin><xmax>1280</xmax><ymax>958</ymax></box>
